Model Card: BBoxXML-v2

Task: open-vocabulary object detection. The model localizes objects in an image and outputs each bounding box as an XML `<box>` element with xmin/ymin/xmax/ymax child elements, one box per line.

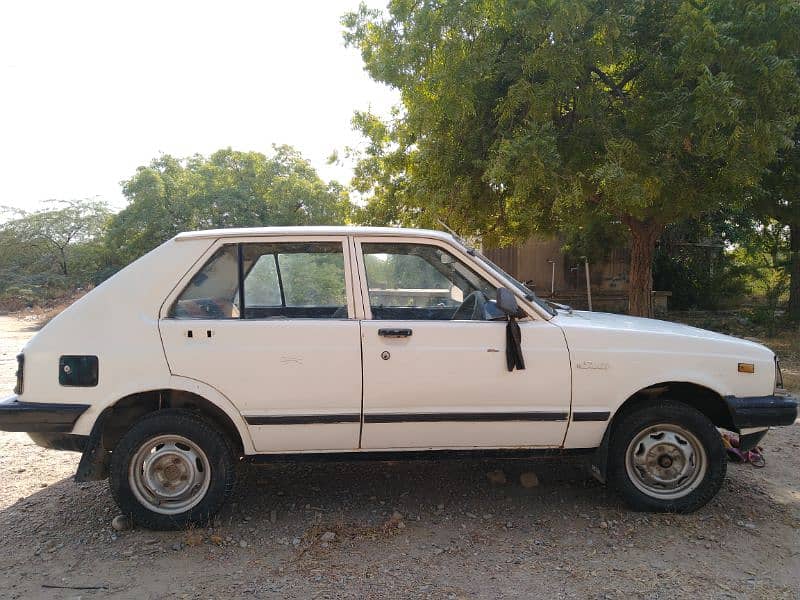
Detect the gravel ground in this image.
<box><xmin>0</xmin><ymin>315</ymin><xmax>798</xmax><ymax>599</ymax></box>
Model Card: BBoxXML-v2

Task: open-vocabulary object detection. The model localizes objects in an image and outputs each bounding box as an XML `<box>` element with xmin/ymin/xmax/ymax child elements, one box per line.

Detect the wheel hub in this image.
<box><xmin>129</xmin><ymin>435</ymin><xmax>211</xmax><ymax>515</ymax></box>
<box><xmin>625</xmin><ymin>425</ymin><xmax>707</xmax><ymax>500</ymax></box>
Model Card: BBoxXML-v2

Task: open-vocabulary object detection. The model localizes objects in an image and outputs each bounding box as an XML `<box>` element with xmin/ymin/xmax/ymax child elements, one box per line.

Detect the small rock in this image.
<box><xmin>111</xmin><ymin>515</ymin><xmax>131</xmax><ymax>532</ymax></box>
<box><xmin>519</xmin><ymin>472</ymin><xmax>539</xmax><ymax>488</ymax></box>
<box><xmin>292</xmin><ymin>537</ymin><xmax>301</xmax><ymax>547</ymax></box>
<box><xmin>599</xmin><ymin>521</ymin><xmax>609</xmax><ymax>529</ymax></box>
<box><xmin>486</xmin><ymin>470</ymin><xmax>507</xmax><ymax>485</ymax></box>
<box><xmin>390</xmin><ymin>511</ymin><xmax>404</xmax><ymax>524</ymax></box>
<box><xmin>320</xmin><ymin>531</ymin><xmax>336</xmax><ymax>543</ymax></box>
<box><xmin>171</xmin><ymin>542</ymin><xmax>182</xmax><ymax>551</ymax></box>
<box><xmin>239</xmin><ymin>540</ymin><xmax>248</xmax><ymax>548</ymax></box>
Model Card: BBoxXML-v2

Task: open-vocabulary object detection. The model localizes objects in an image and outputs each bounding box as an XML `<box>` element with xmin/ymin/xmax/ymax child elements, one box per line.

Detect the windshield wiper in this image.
<box><xmin>545</xmin><ymin>299</ymin><xmax>573</xmax><ymax>314</ymax></box>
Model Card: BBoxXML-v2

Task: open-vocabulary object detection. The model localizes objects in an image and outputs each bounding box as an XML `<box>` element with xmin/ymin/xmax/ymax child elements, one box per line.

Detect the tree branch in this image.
<box><xmin>590</xmin><ymin>66</ymin><xmax>627</xmax><ymax>101</ymax></box>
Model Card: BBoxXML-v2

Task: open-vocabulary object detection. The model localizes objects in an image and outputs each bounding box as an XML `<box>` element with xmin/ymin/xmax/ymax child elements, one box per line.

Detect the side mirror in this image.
<box><xmin>496</xmin><ymin>287</ymin><xmax>526</xmax><ymax>318</ymax></box>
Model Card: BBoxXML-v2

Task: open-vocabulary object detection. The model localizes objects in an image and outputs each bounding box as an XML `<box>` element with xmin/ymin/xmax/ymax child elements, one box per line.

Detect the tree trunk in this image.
<box><xmin>789</xmin><ymin>222</ymin><xmax>800</xmax><ymax>322</ymax></box>
<box><xmin>626</xmin><ymin>218</ymin><xmax>663</xmax><ymax>318</ymax></box>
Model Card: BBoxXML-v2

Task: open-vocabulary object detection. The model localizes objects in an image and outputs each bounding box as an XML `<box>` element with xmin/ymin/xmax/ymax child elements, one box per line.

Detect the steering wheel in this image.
<box><xmin>451</xmin><ymin>291</ymin><xmax>487</xmax><ymax>320</ymax></box>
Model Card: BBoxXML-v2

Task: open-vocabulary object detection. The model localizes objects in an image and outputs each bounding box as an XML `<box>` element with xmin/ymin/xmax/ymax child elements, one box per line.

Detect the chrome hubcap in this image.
<box><xmin>625</xmin><ymin>424</ymin><xmax>707</xmax><ymax>500</ymax></box>
<box><xmin>129</xmin><ymin>435</ymin><xmax>211</xmax><ymax>515</ymax></box>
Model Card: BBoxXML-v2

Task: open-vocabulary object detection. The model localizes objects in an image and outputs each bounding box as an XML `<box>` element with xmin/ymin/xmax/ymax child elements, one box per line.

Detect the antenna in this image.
<box><xmin>435</xmin><ymin>219</ymin><xmax>459</xmax><ymax>238</ymax></box>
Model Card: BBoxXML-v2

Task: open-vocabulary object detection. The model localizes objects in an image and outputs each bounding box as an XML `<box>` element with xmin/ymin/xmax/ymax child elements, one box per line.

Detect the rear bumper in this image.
<box><xmin>724</xmin><ymin>393</ymin><xmax>798</xmax><ymax>429</ymax></box>
<box><xmin>0</xmin><ymin>395</ymin><xmax>90</xmax><ymax>433</ymax></box>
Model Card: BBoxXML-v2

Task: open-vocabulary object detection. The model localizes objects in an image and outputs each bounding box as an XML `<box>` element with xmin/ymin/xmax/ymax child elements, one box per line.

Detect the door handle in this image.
<box><xmin>378</xmin><ymin>328</ymin><xmax>413</xmax><ymax>338</ymax></box>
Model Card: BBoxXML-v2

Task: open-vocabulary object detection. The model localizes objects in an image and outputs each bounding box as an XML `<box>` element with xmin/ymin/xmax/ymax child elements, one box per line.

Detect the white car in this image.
<box><xmin>1</xmin><ymin>227</ymin><xmax>796</xmax><ymax>529</ymax></box>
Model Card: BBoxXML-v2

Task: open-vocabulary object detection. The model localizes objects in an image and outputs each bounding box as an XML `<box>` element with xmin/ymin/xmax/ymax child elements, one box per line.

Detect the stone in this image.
<box><xmin>486</xmin><ymin>470</ymin><xmax>507</xmax><ymax>485</ymax></box>
<box><xmin>390</xmin><ymin>511</ymin><xmax>404</xmax><ymax>524</ymax></box>
<box><xmin>239</xmin><ymin>540</ymin><xmax>248</xmax><ymax>548</ymax></box>
<box><xmin>111</xmin><ymin>515</ymin><xmax>131</xmax><ymax>532</ymax></box>
<box><xmin>320</xmin><ymin>531</ymin><xmax>336</xmax><ymax>543</ymax></box>
<box><xmin>519</xmin><ymin>472</ymin><xmax>539</xmax><ymax>488</ymax></box>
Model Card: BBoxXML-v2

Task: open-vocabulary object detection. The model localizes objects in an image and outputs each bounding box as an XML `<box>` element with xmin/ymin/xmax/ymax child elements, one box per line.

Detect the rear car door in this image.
<box><xmin>159</xmin><ymin>236</ymin><xmax>362</xmax><ymax>452</ymax></box>
<box><xmin>355</xmin><ymin>237</ymin><xmax>572</xmax><ymax>450</ymax></box>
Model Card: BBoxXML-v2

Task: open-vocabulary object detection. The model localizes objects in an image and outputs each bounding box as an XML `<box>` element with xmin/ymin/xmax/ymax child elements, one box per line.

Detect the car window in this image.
<box><xmin>361</xmin><ymin>243</ymin><xmax>497</xmax><ymax>321</ymax></box>
<box><xmin>241</xmin><ymin>242</ymin><xmax>348</xmax><ymax>318</ymax></box>
<box><xmin>169</xmin><ymin>242</ymin><xmax>349</xmax><ymax>320</ymax></box>
<box><xmin>170</xmin><ymin>245</ymin><xmax>240</xmax><ymax>319</ymax></box>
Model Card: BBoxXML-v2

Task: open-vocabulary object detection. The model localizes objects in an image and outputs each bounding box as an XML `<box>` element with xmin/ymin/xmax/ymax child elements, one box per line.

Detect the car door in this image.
<box><xmin>159</xmin><ymin>236</ymin><xmax>362</xmax><ymax>453</ymax></box>
<box><xmin>356</xmin><ymin>237</ymin><xmax>571</xmax><ymax>450</ymax></box>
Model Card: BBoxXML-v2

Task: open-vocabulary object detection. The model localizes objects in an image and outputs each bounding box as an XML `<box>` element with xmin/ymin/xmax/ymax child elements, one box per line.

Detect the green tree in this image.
<box><xmin>344</xmin><ymin>0</ymin><xmax>800</xmax><ymax>316</ymax></box>
<box><xmin>755</xmin><ymin>124</ymin><xmax>800</xmax><ymax>321</ymax></box>
<box><xmin>106</xmin><ymin>146</ymin><xmax>352</xmax><ymax>266</ymax></box>
<box><xmin>0</xmin><ymin>199</ymin><xmax>112</xmax><ymax>305</ymax></box>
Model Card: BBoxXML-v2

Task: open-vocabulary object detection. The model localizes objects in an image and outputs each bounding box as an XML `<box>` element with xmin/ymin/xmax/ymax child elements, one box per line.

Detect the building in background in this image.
<box><xmin>484</xmin><ymin>236</ymin><xmax>670</xmax><ymax>314</ymax></box>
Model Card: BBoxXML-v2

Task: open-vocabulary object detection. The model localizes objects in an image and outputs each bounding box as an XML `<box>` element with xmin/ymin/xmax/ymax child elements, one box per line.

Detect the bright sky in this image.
<box><xmin>0</xmin><ymin>0</ymin><xmax>398</xmax><ymax>212</ymax></box>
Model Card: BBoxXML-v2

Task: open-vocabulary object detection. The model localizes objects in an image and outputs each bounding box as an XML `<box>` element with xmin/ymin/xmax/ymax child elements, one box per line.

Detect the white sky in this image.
<box><xmin>0</xmin><ymin>0</ymin><xmax>398</xmax><ymax>212</ymax></box>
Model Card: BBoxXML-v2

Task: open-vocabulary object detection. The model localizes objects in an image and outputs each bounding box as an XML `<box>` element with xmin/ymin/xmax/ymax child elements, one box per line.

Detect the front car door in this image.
<box><xmin>159</xmin><ymin>235</ymin><xmax>362</xmax><ymax>453</ymax></box>
<box><xmin>356</xmin><ymin>236</ymin><xmax>572</xmax><ymax>450</ymax></box>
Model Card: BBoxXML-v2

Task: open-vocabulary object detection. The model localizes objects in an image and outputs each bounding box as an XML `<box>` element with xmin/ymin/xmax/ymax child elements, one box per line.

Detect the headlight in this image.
<box><xmin>14</xmin><ymin>353</ymin><xmax>24</xmax><ymax>395</ymax></box>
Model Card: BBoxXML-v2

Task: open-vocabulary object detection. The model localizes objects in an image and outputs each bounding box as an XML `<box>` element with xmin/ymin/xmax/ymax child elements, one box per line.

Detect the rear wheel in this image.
<box><xmin>110</xmin><ymin>409</ymin><xmax>236</xmax><ymax>530</ymax></box>
<box><xmin>609</xmin><ymin>400</ymin><xmax>726</xmax><ymax>513</ymax></box>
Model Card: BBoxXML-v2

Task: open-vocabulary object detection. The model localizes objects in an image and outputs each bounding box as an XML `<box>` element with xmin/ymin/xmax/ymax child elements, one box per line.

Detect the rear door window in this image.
<box><xmin>169</xmin><ymin>241</ymin><xmax>349</xmax><ymax>319</ymax></box>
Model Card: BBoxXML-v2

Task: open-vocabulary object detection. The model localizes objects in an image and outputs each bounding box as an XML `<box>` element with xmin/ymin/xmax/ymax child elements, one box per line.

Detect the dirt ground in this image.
<box><xmin>0</xmin><ymin>314</ymin><xmax>798</xmax><ymax>599</ymax></box>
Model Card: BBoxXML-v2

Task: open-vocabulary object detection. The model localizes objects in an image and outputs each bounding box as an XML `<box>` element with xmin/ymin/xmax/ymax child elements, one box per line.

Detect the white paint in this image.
<box><xmin>13</xmin><ymin>226</ymin><xmax>783</xmax><ymax>456</ymax></box>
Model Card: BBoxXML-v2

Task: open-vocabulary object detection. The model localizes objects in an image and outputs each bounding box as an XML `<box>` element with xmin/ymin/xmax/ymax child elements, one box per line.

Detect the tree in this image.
<box><xmin>106</xmin><ymin>146</ymin><xmax>352</xmax><ymax>266</ymax></box>
<box><xmin>0</xmin><ymin>199</ymin><xmax>112</xmax><ymax>305</ymax></box>
<box><xmin>1</xmin><ymin>199</ymin><xmax>110</xmax><ymax>277</ymax></box>
<box><xmin>756</xmin><ymin>125</ymin><xmax>800</xmax><ymax>321</ymax></box>
<box><xmin>344</xmin><ymin>0</ymin><xmax>800</xmax><ymax>316</ymax></box>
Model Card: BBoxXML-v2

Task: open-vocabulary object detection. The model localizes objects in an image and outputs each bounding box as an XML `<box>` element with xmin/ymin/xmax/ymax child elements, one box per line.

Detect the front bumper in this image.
<box><xmin>0</xmin><ymin>395</ymin><xmax>90</xmax><ymax>433</ymax></box>
<box><xmin>724</xmin><ymin>393</ymin><xmax>798</xmax><ymax>429</ymax></box>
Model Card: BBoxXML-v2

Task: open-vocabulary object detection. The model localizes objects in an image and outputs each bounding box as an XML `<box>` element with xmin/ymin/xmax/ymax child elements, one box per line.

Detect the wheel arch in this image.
<box><xmin>76</xmin><ymin>382</ymin><xmax>254</xmax><ymax>482</ymax></box>
<box><xmin>590</xmin><ymin>380</ymin><xmax>733</xmax><ymax>484</ymax></box>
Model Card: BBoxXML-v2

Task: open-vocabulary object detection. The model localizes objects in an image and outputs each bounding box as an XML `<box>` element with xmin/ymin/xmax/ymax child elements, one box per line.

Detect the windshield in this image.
<box><xmin>468</xmin><ymin>247</ymin><xmax>557</xmax><ymax>317</ymax></box>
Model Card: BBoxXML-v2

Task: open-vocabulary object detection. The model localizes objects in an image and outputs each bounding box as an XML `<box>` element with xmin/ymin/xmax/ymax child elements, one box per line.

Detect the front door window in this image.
<box><xmin>361</xmin><ymin>243</ymin><xmax>496</xmax><ymax>320</ymax></box>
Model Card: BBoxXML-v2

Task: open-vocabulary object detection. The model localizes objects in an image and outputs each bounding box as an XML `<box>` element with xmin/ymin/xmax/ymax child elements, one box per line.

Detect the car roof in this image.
<box><xmin>174</xmin><ymin>226</ymin><xmax>458</xmax><ymax>243</ymax></box>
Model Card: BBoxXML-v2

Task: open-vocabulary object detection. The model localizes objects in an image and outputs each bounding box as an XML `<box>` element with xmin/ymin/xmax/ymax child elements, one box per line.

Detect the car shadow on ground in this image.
<box><xmin>1</xmin><ymin>454</ymin><xmax>798</xmax><ymax>599</ymax></box>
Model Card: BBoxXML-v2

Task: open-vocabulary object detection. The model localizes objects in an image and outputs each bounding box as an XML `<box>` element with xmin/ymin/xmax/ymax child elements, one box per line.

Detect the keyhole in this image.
<box><xmin>381</xmin><ymin>351</ymin><xmax>390</xmax><ymax>361</ymax></box>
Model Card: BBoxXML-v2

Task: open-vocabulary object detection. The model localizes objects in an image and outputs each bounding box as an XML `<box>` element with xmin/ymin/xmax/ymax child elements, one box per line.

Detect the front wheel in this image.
<box><xmin>109</xmin><ymin>409</ymin><xmax>237</xmax><ymax>530</ymax></box>
<box><xmin>608</xmin><ymin>400</ymin><xmax>726</xmax><ymax>513</ymax></box>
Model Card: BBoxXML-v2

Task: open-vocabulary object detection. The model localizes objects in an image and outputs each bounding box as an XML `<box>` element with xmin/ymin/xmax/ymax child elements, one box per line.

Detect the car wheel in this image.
<box><xmin>608</xmin><ymin>399</ymin><xmax>726</xmax><ymax>513</ymax></box>
<box><xmin>109</xmin><ymin>409</ymin><xmax>237</xmax><ymax>530</ymax></box>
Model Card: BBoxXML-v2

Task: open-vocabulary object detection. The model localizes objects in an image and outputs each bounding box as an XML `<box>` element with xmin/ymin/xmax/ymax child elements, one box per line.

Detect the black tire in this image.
<box><xmin>608</xmin><ymin>399</ymin><xmax>726</xmax><ymax>513</ymax></box>
<box><xmin>110</xmin><ymin>409</ymin><xmax>237</xmax><ymax>530</ymax></box>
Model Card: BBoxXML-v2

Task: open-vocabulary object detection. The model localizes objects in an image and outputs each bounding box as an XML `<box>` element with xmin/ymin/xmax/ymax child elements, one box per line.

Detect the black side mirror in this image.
<box><xmin>496</xmin><ymin>287</ymin><xmax>526</xmax><ymax>318</ymax></box>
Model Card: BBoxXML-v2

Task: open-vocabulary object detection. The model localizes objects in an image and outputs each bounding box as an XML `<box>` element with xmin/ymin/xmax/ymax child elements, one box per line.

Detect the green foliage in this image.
<box><xmin>730</xmin><ymin>218</ymin><xmax>791</xmax><ymax>335</ymax></box>
<box><xmin>653</xmin><ymin>216</ymin><xmax>747</xmax><ymax>310</ymax></box>
<box><xmin>344</xmin><ymin>0</ymin><xmax>800</xmax><ymax>314</ymax></box>
<box><xmin>106</xmin><ymin>146</ymin><xmax>353</xmax><ymax>266</ymax></box>
<box><xmin>751</xmin><ymin>124</ymin><xmax>800</xmax><ymax>320</ymax></box>
<box><xmin>0</xmin><ymin>199</ymin><xmax>113</xmax><ymax>307</ymax></box>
